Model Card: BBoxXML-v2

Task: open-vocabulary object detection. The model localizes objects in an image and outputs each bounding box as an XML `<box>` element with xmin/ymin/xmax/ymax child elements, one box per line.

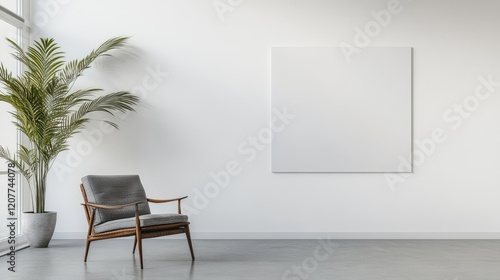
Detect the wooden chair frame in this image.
<box><xmin>80</xmin><ymin>184</ymin><xmax>195</xmax><ymax>269</ymax></box>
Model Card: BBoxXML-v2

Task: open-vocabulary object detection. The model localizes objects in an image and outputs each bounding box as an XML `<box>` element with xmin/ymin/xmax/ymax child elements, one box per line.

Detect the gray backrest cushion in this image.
<box><xmin>81</xmin><ymin>175</ymin><xmax>151</xmax><ymax>225</ymax></box>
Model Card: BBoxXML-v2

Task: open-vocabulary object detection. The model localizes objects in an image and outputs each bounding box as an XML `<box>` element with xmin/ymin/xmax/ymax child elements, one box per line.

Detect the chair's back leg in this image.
<box><xmin>133</xmin><ymin>235</ymin><xmax>137</xmax><ymax>254</ymax></box>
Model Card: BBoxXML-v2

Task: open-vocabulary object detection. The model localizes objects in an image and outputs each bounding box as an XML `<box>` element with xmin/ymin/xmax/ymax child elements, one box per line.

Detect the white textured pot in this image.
<box><xmin>22</xmin><ymin>211</ymin><xmax>57</xmax><ymax>248</ymax></box>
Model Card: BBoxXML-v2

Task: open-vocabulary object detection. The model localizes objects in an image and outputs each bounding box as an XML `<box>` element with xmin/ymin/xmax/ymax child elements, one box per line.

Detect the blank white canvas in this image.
<box><xmin>271</xmin><ymin>47</ymin><xmax>412</xmax><ymax>172</ymax></box>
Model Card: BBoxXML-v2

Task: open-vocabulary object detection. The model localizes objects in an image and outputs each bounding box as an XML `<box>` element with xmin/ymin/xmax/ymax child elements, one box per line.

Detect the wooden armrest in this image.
<box><xmin>147</xmin><ymin>196</ymin><xmax>188</xmax><ymax>203</ymax></box>
<box><xmin>82</xmin><ymin>201</ymin><xmax>143</xmax><ymax>236</ymax></box>
<box><xmin>147</xmin><ymin>196</ymin><xmax>188</xmax><ymax>214</ymax></box>
<box><xmin>81</xmin><ymin>201</ymin><xmax>144</xmax><ymax>210</ymax></box>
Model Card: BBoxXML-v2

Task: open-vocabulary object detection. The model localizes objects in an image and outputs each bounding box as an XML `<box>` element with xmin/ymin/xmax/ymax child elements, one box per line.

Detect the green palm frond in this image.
<box><xmin>60</xmin><ymin>37</ymin><xmax>129</xmax><ymax>85</ymax></box>
<box><xmin>0</xmin><ymin>36</ymin><xmax>139</xmax><ymax>213</ymax></box>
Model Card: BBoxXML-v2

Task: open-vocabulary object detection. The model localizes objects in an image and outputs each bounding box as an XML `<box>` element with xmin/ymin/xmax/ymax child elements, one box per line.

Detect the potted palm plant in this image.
<box><xmin>0</xmin><ymin>37</ymin><xmax>139</xmax><ymax>247</ymax></box>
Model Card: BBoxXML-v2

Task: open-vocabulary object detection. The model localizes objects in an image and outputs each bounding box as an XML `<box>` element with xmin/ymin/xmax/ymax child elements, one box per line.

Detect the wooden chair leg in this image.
<box><xmin>134</xmin><ymin>206</ymin><xmax>144</xmax><ymax>269</ymax></box>
<box><xmin>133</xmin><ymin>235</ymin><xmax>137</xmax><ymax>254</ymax></box>
<box><xmin>84</xmin><ymin>239</ymin><xmax>92</xmax><ymax>262</ymax></box>
<box><xmin>137</xmin><ymin>234</ymin><xmax>143</xmax><ymax>269</ymax></box>
<box><xmin>185</xmin><ymin>226</ymin><xmax>195</xmax><ymax>260</ymax></box>
<box><xmin>84</xmin><ymin>208</ymin><xmax>95</xmax><ymax>263</ymax></box>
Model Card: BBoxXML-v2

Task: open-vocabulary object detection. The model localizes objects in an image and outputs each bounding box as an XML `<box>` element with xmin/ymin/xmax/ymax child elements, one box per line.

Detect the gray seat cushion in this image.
<box><xmin>94</xmin><ymin>213</ymin><xmax>188</xmax><ymax>233</ymax></box>
<box><xmin>81</xmin><ymin>175</ymin><xmax>151</xmax><ymax>226</ymax></box>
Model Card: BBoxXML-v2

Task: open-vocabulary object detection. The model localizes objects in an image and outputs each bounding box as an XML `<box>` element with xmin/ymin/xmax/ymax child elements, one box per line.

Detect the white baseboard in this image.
<box><xmin>0</xmin><ymin>235</ymin><xmax>29</xmax><ymax>256</ymax></box>
<box><xmin>51</xmin><ymin>231</ymin><xmax>500</xmax><ymax>240</ymax></box>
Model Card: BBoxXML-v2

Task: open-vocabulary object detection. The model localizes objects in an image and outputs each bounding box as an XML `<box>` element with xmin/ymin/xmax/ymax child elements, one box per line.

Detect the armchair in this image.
<box><xmin>80</xmin><ymin>175</ymin><xmax>194</xmax><ymax>269</ymax></box>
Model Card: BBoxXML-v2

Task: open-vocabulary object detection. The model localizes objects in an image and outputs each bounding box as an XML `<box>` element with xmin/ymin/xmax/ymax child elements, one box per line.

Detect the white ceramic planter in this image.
<box><xmin>22</xmin><ymin>211</ymin><xmax>57</xmax><ymax>248</ymax></box>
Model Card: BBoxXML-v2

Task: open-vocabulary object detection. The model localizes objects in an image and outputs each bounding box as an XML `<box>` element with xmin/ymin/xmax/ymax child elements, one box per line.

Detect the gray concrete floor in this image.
<box><xmin>1</xmin><ymin>239</ymin><xmax>499</xmax><ymax>279</ymax></box>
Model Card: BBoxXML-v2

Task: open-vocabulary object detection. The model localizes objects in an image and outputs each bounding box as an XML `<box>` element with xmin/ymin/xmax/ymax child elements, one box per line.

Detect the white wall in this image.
<box><xmin>33</xmin><ymin>0</ymin><xmax>500</xmax><ymax>238</ymax></box>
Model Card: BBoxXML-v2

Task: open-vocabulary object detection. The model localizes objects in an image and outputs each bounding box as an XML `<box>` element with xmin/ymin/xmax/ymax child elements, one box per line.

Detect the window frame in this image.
<box><xmin>0</xmin><ymin>0</ymin><xmax>30</xmax><ymax>255</ymax></box>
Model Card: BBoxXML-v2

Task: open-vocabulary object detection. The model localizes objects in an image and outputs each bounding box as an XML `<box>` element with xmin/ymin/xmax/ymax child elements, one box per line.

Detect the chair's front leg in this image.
<box><xmin>185</xmin><ymin>225</ymin><xmax>195</xmax><ymax>260</ymax></box>
<box><xmin>84</xmin><ymin>208</ymin><xmax>96</xmax><ymax>262</ymax></box>
<box><xmin>134</xmin><ymin>205</ymin><xmax>144</xmax><ymax>269</ymax></box>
